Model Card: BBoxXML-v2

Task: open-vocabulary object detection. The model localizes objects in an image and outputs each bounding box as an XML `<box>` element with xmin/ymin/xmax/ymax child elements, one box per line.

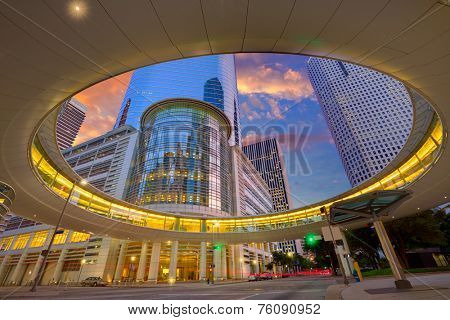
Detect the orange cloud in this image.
<box><xmin>236</xmin><ymin>55</ymin><xmax>313</xmax><ymax>101</ymax></box>
<box><xmin>74</xmin><ymin>72</ymin><xmax>132</xmax><ymax>144</ymax></box>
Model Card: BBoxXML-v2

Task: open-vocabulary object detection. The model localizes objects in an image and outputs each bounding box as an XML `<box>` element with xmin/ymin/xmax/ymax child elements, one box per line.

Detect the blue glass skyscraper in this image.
<box><xmin>115</xmin><ymin>55</ymin><xmax>241</xmax><ymax>145</ymax></box>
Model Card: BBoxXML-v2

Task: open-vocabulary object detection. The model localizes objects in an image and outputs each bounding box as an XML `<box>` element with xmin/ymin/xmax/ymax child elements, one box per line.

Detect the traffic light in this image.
<box><xmin>213</xmin><ymin>243</ymin><xmax>223</xmax><ymax>250</ymax></box>
<box><xmin>305</xmin><ymin>232</ymin><xmax>318</xmax><ymax>246</ymax></box>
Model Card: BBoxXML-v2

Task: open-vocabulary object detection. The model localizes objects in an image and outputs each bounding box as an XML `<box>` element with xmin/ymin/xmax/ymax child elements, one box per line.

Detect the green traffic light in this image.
<box><xmin>213</xmin><ymin>243</ymin><xmax>223</xmax><ymax>250</ymax></box>
<box><xmin>305</xmin><ymin>232</ymin><xmax>318</xmax><ymax>246</ymax></box>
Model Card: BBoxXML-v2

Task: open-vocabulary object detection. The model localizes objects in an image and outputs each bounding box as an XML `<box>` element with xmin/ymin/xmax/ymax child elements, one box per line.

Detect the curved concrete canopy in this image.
<box><xmin>0</xmin><ymin>0</ymin><xmax>449</xmax><ymax>243</ymax></box>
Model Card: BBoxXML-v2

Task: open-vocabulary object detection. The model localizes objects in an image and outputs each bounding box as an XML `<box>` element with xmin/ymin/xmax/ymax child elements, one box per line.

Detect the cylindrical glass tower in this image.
<box><xmin>127</xmin><ymin>98</ymin><xmax>233</xmax><ymax>217</ymax></box>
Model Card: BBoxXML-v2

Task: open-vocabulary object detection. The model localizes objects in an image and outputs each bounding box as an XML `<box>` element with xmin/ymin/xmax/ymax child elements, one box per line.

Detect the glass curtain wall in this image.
<box><xmin>127</xmin><ymin>99</ymin><xmax>233</xmax><ymax>216</ymax></box>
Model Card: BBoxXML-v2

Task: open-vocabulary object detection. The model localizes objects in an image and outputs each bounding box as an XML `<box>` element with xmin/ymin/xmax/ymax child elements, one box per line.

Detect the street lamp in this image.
<box><xmin>30</xmin><ymin>181</ymin><xmax>82</xmax><ymax>292</ymax></box>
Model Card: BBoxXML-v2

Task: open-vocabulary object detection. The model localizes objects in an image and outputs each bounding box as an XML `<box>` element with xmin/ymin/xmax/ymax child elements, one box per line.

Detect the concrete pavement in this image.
<box><xmin>326</xmin><ymin>272</ymin><xmax>450</xmax><ymax>300</ymax></box>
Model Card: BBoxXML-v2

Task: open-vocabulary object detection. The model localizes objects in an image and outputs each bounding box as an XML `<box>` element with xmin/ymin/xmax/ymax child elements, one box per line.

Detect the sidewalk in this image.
<box><xmin>326</xmin><ymin>272</ymin><xmax>450</xmax><ymax>300</ymax></box>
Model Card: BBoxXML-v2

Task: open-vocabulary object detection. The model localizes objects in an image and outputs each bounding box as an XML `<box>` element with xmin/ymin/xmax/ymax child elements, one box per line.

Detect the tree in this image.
<box><xmin>271</xmin><ymin>250</ymin><xmax>289</xmax><ymax>272</ymax></box>
<box><xmin>385</xmin><ymin>209</ymin><xmax>447</xmax><ymax>268</ymax></box>
<box><xmin>345</xmin><ymin>227</ymin><xmax>383</xmax><ymax>270</ymax></box>
<box><xmin>265</xmin><ymin>262</ymin><xmax>274</xmax><ymax>271</ymax></box>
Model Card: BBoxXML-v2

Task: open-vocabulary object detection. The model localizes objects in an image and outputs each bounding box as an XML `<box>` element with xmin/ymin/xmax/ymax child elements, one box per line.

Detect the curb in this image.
<box><xmin>325</xmin><ymin>284</ymin><xmax>345</xmax><ymax>300</ymax></box>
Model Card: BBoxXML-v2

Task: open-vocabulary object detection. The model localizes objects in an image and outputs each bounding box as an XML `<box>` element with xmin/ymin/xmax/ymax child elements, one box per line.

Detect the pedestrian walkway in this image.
<box><xmin>326</xmin><ymin>272</ymin><xmax>450</xmax><ymax>300</ymax></box>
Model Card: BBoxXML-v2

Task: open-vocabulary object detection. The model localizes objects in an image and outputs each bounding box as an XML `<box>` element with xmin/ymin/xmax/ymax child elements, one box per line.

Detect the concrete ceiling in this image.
<box><xmin>0</xmin><ymin>0</ymin><xmax>449</xmax><ymax>243</ymax></box>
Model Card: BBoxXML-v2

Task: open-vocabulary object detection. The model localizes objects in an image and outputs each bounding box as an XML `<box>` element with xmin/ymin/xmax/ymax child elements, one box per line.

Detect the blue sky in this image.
<box><xmin>235</xmin><ymin>54</ymin><xmax>351</xmax><ymax>207</ymax></box>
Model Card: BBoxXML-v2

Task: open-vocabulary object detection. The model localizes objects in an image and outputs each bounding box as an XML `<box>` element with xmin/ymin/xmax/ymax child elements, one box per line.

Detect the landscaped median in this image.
<box><xmin>361</xmin><ymin>266</ymin><xmax>450</xmax><ymax>277</ymax></box>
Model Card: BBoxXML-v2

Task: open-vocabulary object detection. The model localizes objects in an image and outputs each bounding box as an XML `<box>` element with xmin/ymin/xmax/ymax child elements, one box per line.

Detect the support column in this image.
<box><xmin>373</xmin><ymin>219</ymin><xmax>412</xmax><ymax>289</ymax></box>
<box><xmin>136</xmin><ymin>242</ymin><xmax>148</xmax><ymax>282</ymax></box>
<box><xmin>168</xmin><ymin>241</ymin><xmax>178</xmax><ymax>282</ymax></box>
<box><xmin>52</xmin><ymin>249</ymin><xmax>68</xmax><ymax>283</ymax></box>
<box><xmin>199</xmin><ymin>242</ymin><xmax>207</xmax><ymax>281</ymax></box>
<box><xmin>10</xmin><ymin>233</ymin><xmax>35</xmax><ymax>285</ymax></box>
<box><xmin>113</xmin><ymin>241</ymin><xmax>128</xmax><ymax>282</ymax></box>
<box><xmin>233</xmin><ymin>245</ymin><xmax>244</xmax><ymax>279</ymax></box>
<box><xmin>229</xmin><ymin>245</ymin><xmax>236</xmax><ymax>279</ymax></box>
<box><xmin>52</xmin><ymin>230</ymin><xmax>72</xmax><ymax>284</ymax></box>
<box><xmin>262</xmin><ymin>251</ymin><xmax>266</xmax><ymax>272</ymax></box>
<box><xmin>213</xmin><ymin>247</ymin><xmax>221</xmax><ymax>280</ymax></box>
<box><xmin>221</xmin><ymin>246</ymin><xmax>227</xmax><ymax>280</ymax></box>
<box><xmin>31</xmin><ymin>230</ymin><xmax>53</xmax><ymax>284</ymax></box>
<box><xmin>254</xmin><ymin>254</ymin><xmax>260</xmax><ymax>273</ymax></box>
<box><xmin>340</xmin><ymin>230</ymin><xmax>355</xmax><ymax>275</ymax></box>
<box><xmin>335</xmin><ymin>245</ymin><xmax>352</xmax><ymax>277</ymax></box>
<box><xmin>0</xmin><ymin>256</ymin><xmax>11</xmax><ymax>284</ymax></box>
<box><xmin>148</xmin><ymin>242</ymin><xmax>161</xmax><ymax>282</ymax></box>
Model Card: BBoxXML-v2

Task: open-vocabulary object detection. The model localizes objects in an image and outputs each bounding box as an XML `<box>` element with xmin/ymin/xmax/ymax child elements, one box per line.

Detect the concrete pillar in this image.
<box><xmin>148</xmin><ymin>242</ymin><xmax>161</xmax><ymax>282</ymax></box>
<box><xmin>199</xmin><ymin>242</ymin><xmax>207</xmax><ymax>280</ymax></box>
<box><xmin>340</xmin><ymin>230</ymin><xmax>355</xmax><ymax>274</ymax></box>
<box><xmin>213</xmin><ymin>247</ymin><xmax>221</xmax><ymax>280</ymax></box>
<box><xmin>136</xmin><ymin>242</ymin><xmax>148</xmax><ymax>282</ymax></box>
<box><xmin>113</xmin><ymin>241</ymin><xmax>128</xmax><ymax>282</ymax></box>
<box><xmin>336</xmin><ymin>245</ymin><xmax>352</xmax><ymax>277</ymax></box>
<box><xmin>234</xmin><ymin>245</ymin><xmax>245</xmax><ymax>279</ymax></box>
<box><xmin>51</xmin><ymin>230</ymin><xmax>72</xmax><ymax>283</ymax></box>
<box><xmin>0</xmin><ymin>256</ymin><xmax>11</xmax><ymax>284</ymax></box>
<box><xmin>10</xmin><ymin>233</ymin><xmax>35</xmax><ymax>285</ymax></box>
<box><xmin>52</xmin><ymin>249</ymin><xmax>68</xmax><ymax>283</ymax></box>
<box><xmin>168</xmin><ymin>241</ymin><xmax>178</xmax><ymax>282</ymax></box>
<box><xmin>262</xmin><ymin>252</ymin><xmax>266</xmax><ymax>272</ymax></box>
<box><xmin>229</xmin><ymin>245</ymin><xmax>236</xmax><ymax>279</ymax></box>
<box><xmin>373</xmin><ymin>219</ymin><xmax>411</xmax><ymax>289</ymax></box>
<box><xmin>221</xmin><ymin>246</ymin><xmax>227</xmax><ymax>280</ymax></box>
<box><xmin>30</xmin><ymin>230</ymin><xmax>53</xmax><ymax>284</ymax></box>
<box><xmin>254</xmin><ymin>254</ymin><xmax>260</xmax><ymax>273</ymax></box>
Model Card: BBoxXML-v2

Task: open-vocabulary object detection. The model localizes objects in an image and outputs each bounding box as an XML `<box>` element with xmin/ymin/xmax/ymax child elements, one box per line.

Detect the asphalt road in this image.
<box><xmin>0</xmin><ymin>276</ymin><xmax>337</xmax><ymax>300</ymax></box>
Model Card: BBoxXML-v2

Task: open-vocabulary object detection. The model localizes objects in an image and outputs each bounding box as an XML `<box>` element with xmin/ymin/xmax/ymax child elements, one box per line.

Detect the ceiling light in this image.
<box><xmin>69</xmin><ymin>1</ymin><xmax>86</xmax><ymax>18</ymax></box>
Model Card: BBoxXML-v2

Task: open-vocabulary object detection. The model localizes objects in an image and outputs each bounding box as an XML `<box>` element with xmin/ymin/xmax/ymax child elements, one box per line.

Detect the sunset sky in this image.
<box><xmin>74</xmin><ymin>53</ymin><xmax>350</xmax><ymax>207</ymax></box>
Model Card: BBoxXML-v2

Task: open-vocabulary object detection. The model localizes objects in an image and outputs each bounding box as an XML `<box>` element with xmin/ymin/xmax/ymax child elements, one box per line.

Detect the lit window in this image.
<box><xmin>13</xmin><ymin>234</ymin><xmax>30</xmax><ymax>250</ymax></box>
<box><xmin>30</xmin><ymin>231</ymin><xmax>48</xmax><ymax>248</ymax></box>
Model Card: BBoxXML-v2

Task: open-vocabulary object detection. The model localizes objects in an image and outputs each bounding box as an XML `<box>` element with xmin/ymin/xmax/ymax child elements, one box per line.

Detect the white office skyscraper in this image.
<box><xmin>56</xmin><ymin>98</ymin><xmax>87</xmax><ymax>150</ymax></box>
<box><xmin>307</xmin><ymin>58</ymin><xmax>413</xmax><ymax>187</ymax></box>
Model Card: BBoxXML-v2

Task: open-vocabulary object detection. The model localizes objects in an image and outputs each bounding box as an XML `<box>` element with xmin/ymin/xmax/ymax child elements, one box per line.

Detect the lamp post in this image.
<box><xmin>30</xmin><ymin>179</ymin><xmax>86</xmax><ymax>292</ymax></box>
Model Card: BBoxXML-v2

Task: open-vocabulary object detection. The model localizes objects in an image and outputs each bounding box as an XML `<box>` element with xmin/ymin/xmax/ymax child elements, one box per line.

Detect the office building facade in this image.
<box><xmin>62</xmin><ymin>125</ymin><xmax>138</xmax><ymax>200</ymax></box>
<box><xmin>114</xmin><ymin>55</ymin><xmax>241</xmax><ymax>146</ymax></box>
<box><xmin>56</xmin><ymin>98</ymin><xmax>87</xmax><ymax>150</ymax></box>
<box><xmin>307</xmin><ymin>58</ymin><xmax>413</xmax><ymax>187</ymax></box>
<box><xmin>242</xmin><ymin>138</ymin><xmax>292</xmax><ymax>212</ymax></box>
<box><xmin>242</xmin><ymin>138</ymin><xmax>303</xmax><ymax>254</ymax></box>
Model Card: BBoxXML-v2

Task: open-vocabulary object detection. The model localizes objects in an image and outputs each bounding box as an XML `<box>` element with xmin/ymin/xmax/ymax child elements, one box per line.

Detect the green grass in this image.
<box><xmin>361</xmin><ymin>266</ymin><xmax>450</xmax><ymax>277</ymax></box>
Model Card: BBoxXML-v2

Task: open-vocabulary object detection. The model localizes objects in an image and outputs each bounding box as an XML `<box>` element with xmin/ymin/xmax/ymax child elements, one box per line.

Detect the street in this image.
<box><xmin>0</xmin><ymin>277</ymin><xmax>337</xmax><ymax>300</ymax></box>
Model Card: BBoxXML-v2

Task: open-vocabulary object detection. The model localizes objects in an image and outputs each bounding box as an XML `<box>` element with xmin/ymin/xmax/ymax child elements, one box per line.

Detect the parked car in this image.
<box><xmin>81</xmin><ymin>277</ymin><xmax>107</xmax><ymax>287</ymax></box>
<box><xmin>259</xmin><ymin>272</ymin><xmax>273</xmax><ymax>280</ymax></box>
<box><xmin>248</xmin><ymin>273</ymin><xmax>260</xmax><ymax>281</ymax></box>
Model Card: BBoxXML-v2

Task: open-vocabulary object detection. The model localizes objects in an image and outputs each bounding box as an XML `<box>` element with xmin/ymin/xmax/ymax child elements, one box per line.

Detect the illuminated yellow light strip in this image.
<box><xmin>30</xmin><ymin>118</ymin><xmax>443</xmax><ymax>234</ymax></box>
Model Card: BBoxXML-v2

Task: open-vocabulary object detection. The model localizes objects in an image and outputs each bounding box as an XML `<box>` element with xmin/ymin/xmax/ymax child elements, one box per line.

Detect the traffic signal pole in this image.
<box><xmin>322</xmin><ymin>207</ymin><xmax>349</xmax><ymax>286</ymax></box>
